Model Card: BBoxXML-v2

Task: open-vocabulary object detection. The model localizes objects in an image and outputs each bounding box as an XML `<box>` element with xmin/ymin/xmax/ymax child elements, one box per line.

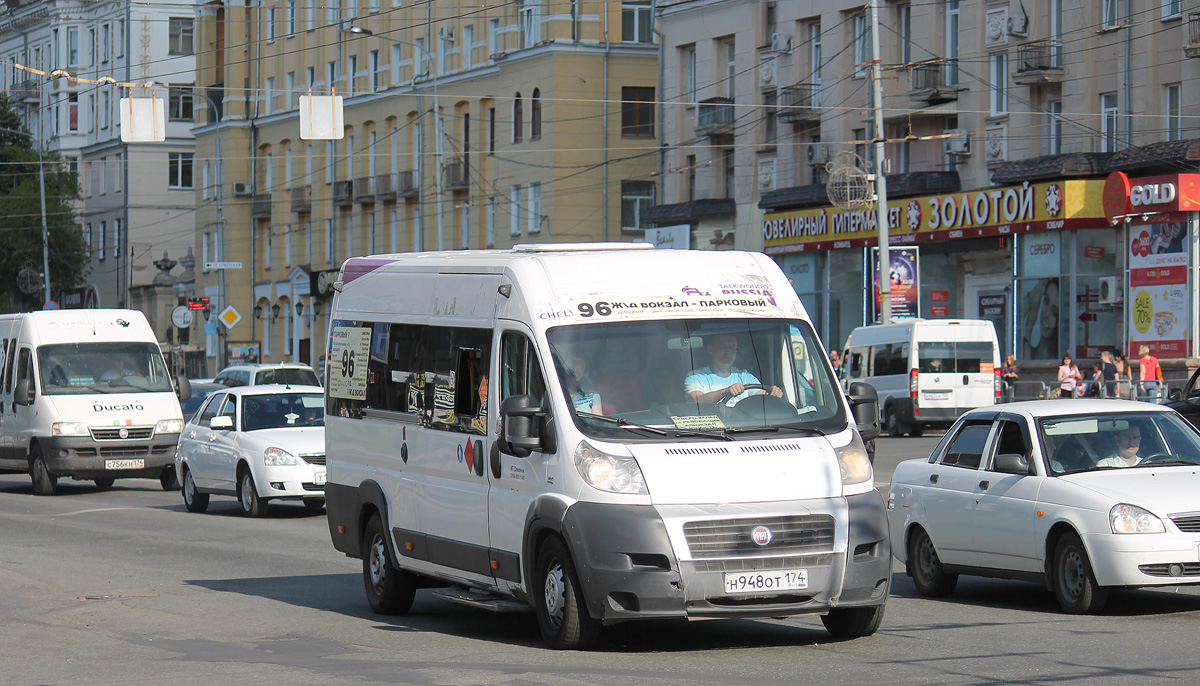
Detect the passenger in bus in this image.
<box><xmin>685</xmin><ymin>333</ymin><xmax>782</xmax><ymax>404</ymax></box>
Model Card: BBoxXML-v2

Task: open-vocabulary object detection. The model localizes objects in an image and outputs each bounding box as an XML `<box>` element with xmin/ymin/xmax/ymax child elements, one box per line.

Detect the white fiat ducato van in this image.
<box><xmin>324</xmin><ymin>244</ymin><xmax>887</xmax><ymax>649</ymax></box>
<box><xmin>841</xmin><ymin>319</ymin><xmax>1000</xmax><ymax>437</ymax></box>
<box><xmin>0</xmin><ymin>309</ymin><xmax>191</xmax><ymax>494</ymax></box>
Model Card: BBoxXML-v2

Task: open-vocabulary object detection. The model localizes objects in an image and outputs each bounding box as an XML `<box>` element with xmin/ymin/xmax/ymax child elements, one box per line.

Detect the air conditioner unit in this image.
<box><xmin>771</xmin><ymin>32</ymin><xmax>793</xmax><ymax>53</ymax></box>
<box><xmin>943</xmin><ymin>129</ymin><xmax>971</xmax><ymax>156</ymax></box>
<box><xmin>439</xmin><ymin>26</ymin><xmax>454</xmax><ymax>41</ymax></box>
<box><xmin>1007</xmin><ymin>15</ymin><xmax>1029</xmax><ymax>37</ymax></box>
<box><xmin>806</xmin><ymin>144</ymin><xmax>830</xmax><ymax>166</ymax></box>
<box><xmin>232</xmin><ymin>181</ymin><xmax>252</xmax><ymax>197</ymax></box>
<box><xmin>1098</xmin><ymin>276</ymin><xmax>1124</xmax><ymax>305</ymax></box>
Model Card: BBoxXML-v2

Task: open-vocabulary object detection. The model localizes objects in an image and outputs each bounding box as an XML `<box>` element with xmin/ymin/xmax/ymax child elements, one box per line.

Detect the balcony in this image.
<box><xmin>909</xmin><ymin>63</ymin><xmax>960</xmax><ymax>104</ymax></box>
<box><xmin>354</xmin><ymin>176</ymin><xmax>375</xmax><ymax>204</ymax></box>
<box><xmin>250</xmin><ymin>193</ymin><xmax>272</xmax><ymax>218</ymax></box>
<box><xmin>333</xmin><ymin>180</ymin><xmax>354</xmax><ymax>206</ymax></box>
<box><xmin>290</xmin><ymin>186</ymin><xmax>311</xmax><ymax>213</ymax></box>
<box><xmin>8</xmin><ymin>79</ymin><xmax>40</xmax><ymax>103</ymax></box>
<box><xmin>375</xmin><ymin>173</ymin><xmax>397</xmax><ymax>202</ymax></box>
<box><xmin>396</xmin><ymin>170</ymin><xmax>418</xmax><ymax>199</ymax></box>
<box><xmin>443</xmin><ymin>159</ymin><xmax>469</xmax><ymax>190</ymax></box>
<box><xmin>778</xmin><ymin>84</ymin><xmax>821</xmax><ymax>124</ymax></box>
<box><xmin>696</xmin><ymin>97</ymin><xmax>736</xmax><ymax>137</ymax></box>
<box><xmin>1187</xmin><ymin>13</ymin><xmax>1200</xmax><ymax>57</ymax></box>
<box><xmin>1014</xmin><ymin>40</ymin><xmax>1065</xmax><ymax>85</ymax></box>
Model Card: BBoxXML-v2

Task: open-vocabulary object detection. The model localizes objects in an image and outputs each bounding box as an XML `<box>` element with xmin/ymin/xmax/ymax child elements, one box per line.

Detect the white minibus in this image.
<box><xmin>842</xmin><ymin>319</ymin><xmax>1000</xmax><ymax>437</ymax></box>
<box><xmin>0</xmin><ymin>309</ymin><xmax>190</xmax><ymax>494</ymax></box>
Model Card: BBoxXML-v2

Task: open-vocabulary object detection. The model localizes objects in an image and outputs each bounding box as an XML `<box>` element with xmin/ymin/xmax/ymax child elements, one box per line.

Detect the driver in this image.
<box><xmin>685</xmin><ymin>333</ymin><xmax>782</xmax><ymax>404</ymax></box>
<box><xmin>1096</xmin><ymin>425</ymin><xmax>1146</xmax><ymax>468</ymax></box>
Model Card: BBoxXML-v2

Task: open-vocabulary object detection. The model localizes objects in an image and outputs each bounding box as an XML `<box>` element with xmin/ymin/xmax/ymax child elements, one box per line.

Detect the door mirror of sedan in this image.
<box><xmin>847</xmin><ymin>382</ymin><xmax>880</xmax><ymax>443</ymax></box>
<box><xmin>994</xmin><ymin>452</ymin><xmax>1030</xmax><ymax>475</ymax></box>
<box><xmin>209</xmin><ymin>415</ymin><xmax>234</xmax><ymax>430</ymax></box>
<box><xmin>1170</xmin><ymin>388</ymin><xmax>1183</xmax><ymax>402</ymax></box>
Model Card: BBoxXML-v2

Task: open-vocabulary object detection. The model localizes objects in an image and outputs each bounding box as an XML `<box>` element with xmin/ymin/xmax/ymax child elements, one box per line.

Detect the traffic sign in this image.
<box><xmin>219</xmin><ymin>306</ymin><xmax>242</xmax><ymax>330</ymax></box>
<box><xmin>204</xmin><ymin>261</ymin><xmax>243</xmax><ymax>270</ymax></box>
<box><xmin>171</xmin><ymin>305</ymin><xmax>194</xmax><ymax>328</ymax></box>
<box><xmin>43</xmin><ymin>301</ymin><xmax>58</xmax><ymax>310</ymax></box>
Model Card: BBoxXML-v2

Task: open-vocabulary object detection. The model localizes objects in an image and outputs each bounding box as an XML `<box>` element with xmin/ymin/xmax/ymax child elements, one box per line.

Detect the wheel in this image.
<box><xmin>886</xmin><ymin>407</ymin><xmax>901</xmax><ymax>438</ymax></box>
<box><xmin>238</xmin><ymin>469</ymin><xmax>267</xmax><ymax>517</ymax></box>
<box><xmin>29</xmin><ymin>445</ymin><xmax>57</xmax><ymax>496</ymax></box>
<box><xmin>909</xmin><ymin>423</ymin><xmax>925</xmax><ymax>437</ymax></box>
<box><xmin>182</xmin><ymin>467</ymin><xmax>209</xmax><ymax>513</ymax></box>
<box><xmin>160</xmin><ymin>467</ymin><xmax>180</xmax><ymax>491</ymax></box>
<box><xmin>94</xmin><ymin>478</ymin><xmax>115</xmax><ymax>489</ymax></box>
<box><xmin>362</xmin><ymin>514</ymin><xmax>416</xmax><ymax>615</ymax></box>
<box><xmin>1053</xmin><ymin>532</ymin><xmax>1108</xmax><ymax>614</ymax></box>
<box><xmin>821</xmin><ymin>604</ymin><xmax>886</xmax><ymax>638</ymax></box>
<box><xmin>534</xmin><ymin>536</ymin><xmax>600</xmax><ymax>650</ymax></box>
<box><xmin>906</xmin><ymin>527</ymin><xmax>957</xmax><ymax>597</ymax></box>
<box><xmin>303</xmin><ymin>497</ymin><xmax>326</xmax><ymax>510</ymax></box>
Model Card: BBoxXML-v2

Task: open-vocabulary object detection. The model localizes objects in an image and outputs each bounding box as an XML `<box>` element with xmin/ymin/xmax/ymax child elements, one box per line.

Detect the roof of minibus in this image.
<box><xmin>844</xmin><ymin>319</ymin><xmax>999</xmax><ymax>347</ymax></box>
<box><xmin>1</xmin><ymin>309</ymin><xmax>156</xmax><ymax>345</ymax></box>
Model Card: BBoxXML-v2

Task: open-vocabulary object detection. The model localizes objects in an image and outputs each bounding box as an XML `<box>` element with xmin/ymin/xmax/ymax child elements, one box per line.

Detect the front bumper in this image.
<box><xmin>1083</xmin><ymin>531</ymin><xmax>1200</xmax><ymax>587</ymax></box>
<box><xmin>40</xmin><ymin>434</ymin><xmax>179</xmax><ymax>479</ymax></box>
<box><xmin>563</xmin><ymin>491</ymin><xmax>891</xmax><ymax>623</ymax></box>
<box><xmin>254</xmin><ymin>462</ymin><xmax>326</xmax><ymax>499</ymax></box>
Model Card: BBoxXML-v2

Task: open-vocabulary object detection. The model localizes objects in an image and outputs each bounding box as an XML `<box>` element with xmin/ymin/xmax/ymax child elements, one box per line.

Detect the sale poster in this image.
<box><xmin>1127</xmin><ymin>223</ymin><xmax>1189</xmax><ymax>358</ymax></box>
<box><xmin>873</xmin><ymin>247</ymin><xmax>920</xmax><ymax>321</ymax></box>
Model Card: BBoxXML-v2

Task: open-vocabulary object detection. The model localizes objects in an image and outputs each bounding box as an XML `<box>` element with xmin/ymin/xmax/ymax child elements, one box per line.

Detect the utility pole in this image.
<box><xmin>869</xmin><ymin>0</ymin><xmax>891</xmax><ymax>325</ymax></box>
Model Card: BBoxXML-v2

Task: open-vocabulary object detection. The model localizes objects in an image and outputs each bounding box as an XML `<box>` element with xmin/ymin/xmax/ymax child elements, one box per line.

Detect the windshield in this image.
<box><xmin>546</xmin><ymin>318</ymin><xmax>847</xmax><ymax>440</ymax></box>
<box><xmin>918</xmin><ymin>341</ymin><xmax>994</xmax><ymax>373</ymax></box>
<box><xmin>38</xmin><ymin>342</ymin><xmax>174</xmax><ymax>395</ymax></box>
<box><xmin>1040</xmin><ymin>412</ymin><xmax>1200</xmax><ymax>475</ymax></box>
<box><xmin>256</xmin><ymin>368</ymin><xmax>320</xmax><ymax>386</ymax></box>
<box><xmin>241</xmin><ymin>392</ymin><xmax>325</xmax><ymax>431</ymax></box>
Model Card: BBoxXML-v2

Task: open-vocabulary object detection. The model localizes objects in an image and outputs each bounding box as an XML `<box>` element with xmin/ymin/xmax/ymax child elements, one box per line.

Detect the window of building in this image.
<box><xmin>327</xmin><ymin>0</ymin><xmax>340</xmax><ymax>24</ymax></box>
<box><xmin>513</xmin><ymin>92</ymin><xmax>522</xmax><ymax>143</ymax></box>
<box><xmin>489</xmin><ymin>106</ymin><xmax>496</xmax><ymax>153</ymax></box>
<box><xmin>169</xmin><ymin>153</ymin><xmax>194</xmax><ymax>188</ymax></box>
<box><xmin>622</xmin><ymin>2</ymin><xmax>652</xmax><ymax>43</ymax></box>
<box><xmin>489</xmin><ymin>18</ymin><xmax>500</xmax><ymax>57</ymax></box>
<box><xmin>98</xmin><ymin>221</ymin><xmax>107</xmax><ymax>259</ymax></box>
<box><xmin>463</xmin><ymin>25</ymin><xmax>474</xmax><ymax>69</ymax></box>
<box><xmin>368</xmin><ymin>214</ymin><xmax>376</xmax><ymax>254</ymax></box>
<box><xmin>683</xmin><ymin>46</ymin><xmax>696</xmax><ymax>104</ymax></box>
<box><xmin>621</xmin><ymin>86</ymin><xmax>654</xmax><ymax>137</ymax></box>
<box><xmin>763</xmin><ymin>90</ymin><xmax>777</xmax><ymax>145</ymax></box>
<box><xmin>169</xmin><ymin>18</ymin><xmax>194</xmax><ymax>55</ymax></box>
<box><xmin>519</xmin><ymin>1</ymin><xmax>542</xmax><ymax>47</ymax></box>
<box><xmin>101</xmin><ymin>23</ymin><xmax>110</xmax><ymax>62</ymax></box>
<box><xmin>899</xmin><ymin>5</ymin><xmax>911</xmax><ymax>64</ymax></box>
<box><xmin>621</xmin><ymin>180</ymin><xmax>654</xmax><ymax>232</ymax></box>
<box><xmin>723</xmin><ymin>38</ymin><xmax>736</xmax><ymax>96</ymax></box>
<box><xmin>1166</xmin><ymin>84</ymin><xmax>1182</xmax><ymax>141</ymax></box>
<box><xmin>1047</xmin><ymin>100</ymin><xmax>1062</xmax><ymax>154</ymax></box>
<box><xmin>1101</xmin><ymin>92</ymin><xmax>1119</xmax><ymax>152</ymax></box>
<box><xmin>854</xmin><ymin>13</ymin><xmax>868</xmax><ymax>78</ymax></box>
<box><xmin>370</xmin><ymin>50</ymin><xmax>380</xmax><ymax>91</ymax></box>
<box><xmin>528</xmin><ymin>182</ymin><xmax>541</xmax><ymax>234</ymax></box>
<box><xmin>264</xmin><ymin>76</ymin><xmax>275</xmax><ymax>115</ymax></box>
<box><xmin>989</xmin><ymin>53</ymin><xmax>1007</xmax><ymax>115</ymax></box>
<box><xmin>1103</xmin><ymin>0</ymin><xmax>1121</xmax><ymax>28</ymax></box>
<box><xmin>287</xmin><ymin>0</ymin><xmax>297</xmax><ymax>34</ymax></box>
<box><xmin>510</xmin><ymin>184</ymin><xmax>523</xmax><ymax>235</ymax></box>
<box><xmin>267</xmin><ymin>8</ymin><xmax>276</xmax><ymax>43</ymax></box>
<box><xmin>1163</xmin><ymin>0</ymin><xmax>1182</xmax><ymax>18</ymax></box>
<box><xmin>168</xmin><ymin>85</ymin><xmax>193</xmax><ymax>121</ymax></box>
<box><xmin>203</xmin><ymin>160</ymin><xmax>212</xmax><ymax>199</ymax></box>
<box><xmin>326</xmin><ymin>141</ymin><xmax>335</xmax><ymax>183</ymax></box>
<box><xmin>68</xmin><ymin>93</ymin><xmax>78</xmax><ymax>131</ymax></box>
<box><xmin>264</xmin><ymin>226</ymin><xmax>273</xmax><ymax>270</ymax></box>
<box><xmin>946</xmin><ymin>0</ymin><xmax>959</xmax><ymax>85</ymax></box>
<box><xmin>810</xmin><ymin>23</ymin><xmax>822</xmax><ymax>107</ymax></box>
<box><xmin>347</xmin><ymin>55</ymin><xmax>357</xmax><ymax>95</ymax></box>
<box><xmin>67</xmin><ymin>27</ymin><xmax>79</xmax><ymax>66</ymax></box>
<box><xmin>722</xmin><ymin>148</ymin><xmax>735</xmax><ymax>199</ymax></box>
<box><xmin>325</xmin><ymin>218</ymin><xmax>335</xmax><ymax>264</ymax></box>
<box><xmin>530</xmin><ymin>89</ymin><xmax>542</xmax><ymax>140</ymax></box>
<box><xmin>686</xmin><ymin>153</ymin><xmax>696</xmax><ymax>201</ymax></box>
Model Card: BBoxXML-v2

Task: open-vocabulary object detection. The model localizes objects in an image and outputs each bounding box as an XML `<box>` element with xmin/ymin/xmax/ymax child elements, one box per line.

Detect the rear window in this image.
<box><xmin>256</xmin><ymin>368</ymin><xmax>319</xmax><ymax>386</ymax></box>
<box><xmin>918</xmin><ymin>342</ymin><xmax>995</xmax><ymax>374</ymax></box>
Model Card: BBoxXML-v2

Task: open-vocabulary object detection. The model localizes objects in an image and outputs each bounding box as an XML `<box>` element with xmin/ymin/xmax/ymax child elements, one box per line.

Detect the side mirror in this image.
<box><xmin>847</xmin><ymin>382</ymin><xmax>880</xmax><ymax>443</ymax></box>
<box><xmin>1170</xmin><ymin>389</ymin><xmax>1183</xmax><ymax>402</ymax></box>
<box><xmin>209</xmin><ymin>415</ymin><xmax>234</xmax><ymax>430</ymax></box>
<box><xmin>498</xmin><ymin>394</ymin><xmax>551</xmax><ymax>458</ymax></box>
<box><xmin>994</xmin><ymin>452</ymin><xmax>1031</xmax><ymax>475</ymax></box>
<box><xmin>176</xmin><ymin>375</ymin><xmax>192</xmax><ymax>402</ymax></box>
<box><xmin>13</xmin><ymin>378</ymin><xmax>33</xmax><ymax>406</ymax></box>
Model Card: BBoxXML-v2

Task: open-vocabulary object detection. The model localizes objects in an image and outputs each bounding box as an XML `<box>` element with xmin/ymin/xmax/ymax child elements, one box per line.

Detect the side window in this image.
<box><xmin>218</xmin><ymin>394</ymin><xmax>238</xmax><ymax>419</ymax></box>
<box><xmin>848</xmin><ymin>346</ymin><xmax>868</xmax><ymax>377</ymax></box>
<box><xmin>1</xmin><ymin>338</ymin><xmax>10</xmax><ymax>393</ymax></box>
<box><xmin>235</xmin><ymin>371</ymin><xmax>251</xmax><ymax>386</ymax></box>
<box><xmin>500</xmin><ymin>332</ymin><xmax>546</xmax><ymax>404</ymax></box>
<box><xmin>16</xmin><ymin>347</ymin><xmax>32</xmax><ymax>386</ymax></box>
<box><xmin>939</xmin><ymin>422</ymin><xmax>992</xmax><ymax>469</ymax></box>
<box><xmin>199</xmin><ymin>393</ymin><xmax>225</xmax><ymax>423</ymax></box>
<box><xmin>371</xmin><ymin>322</ymin><xmax>427</xmax><ymax>414</ymax></box>
<box><xmin>872</xmin><ymin>344</ymin><xmax>906</xmax><ymax>376</ymax></box>
<box><xmin>991</xmin><ymin>420</ymin><xmax>1031</xmax><ymax>465</ymax></box>
<box><xmin>213</xmin><ymin>372</ymin><xmax>231</xmax><ymax>387</ymax></box>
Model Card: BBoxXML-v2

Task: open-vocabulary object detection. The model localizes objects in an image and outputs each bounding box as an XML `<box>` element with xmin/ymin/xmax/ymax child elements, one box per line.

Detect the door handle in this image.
<box><xmin>979</xmin><ymin>480</ymin><xmax>989</xmax><ymax>490</ymax></box>
<box><xmin>929</xmin><ymin>474</ymin><xmax>939</xmax><ymax>484</ymax></box>
<box><xmin>962</xmin><ymin>374</ymin><xmax>969</xmax><ymax>385</ymax></box>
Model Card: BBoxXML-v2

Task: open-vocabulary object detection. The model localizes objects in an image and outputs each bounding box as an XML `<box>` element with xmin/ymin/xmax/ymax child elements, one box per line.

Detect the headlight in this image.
<box><xmin>156</xmin><ymin>419</ymin><xmax>184</xmax><ymax>434</ymax></box>
<box><xmin>573</xmin><ymin>440</ymin><xmax>647</xmax><ymax>494</ymax></box>
<box><xmin>834</xmin><ymin>432</ymin><xmax>873</xmax><ymax>486</ymax></box>
<box><xmin>263</xmin><ymin>447</ymin><xmax>299</xmax><ymax>466</ymax></box>
<box><xmin>1110</xmin><ymin>503</ymin><xmax>1165</xmax><ymax>534</ymax></box>
<box><xmin>52</xmin><ymin>422</ymin><xmax>90</xmax><ymax>437</ymax></box>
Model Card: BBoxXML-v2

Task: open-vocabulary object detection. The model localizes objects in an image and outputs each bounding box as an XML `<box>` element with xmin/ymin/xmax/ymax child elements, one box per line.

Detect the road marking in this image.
<box><xmin>0</xmin><ymin>507</ymin><xmax>147</xmax><ymax>518</ymax></box>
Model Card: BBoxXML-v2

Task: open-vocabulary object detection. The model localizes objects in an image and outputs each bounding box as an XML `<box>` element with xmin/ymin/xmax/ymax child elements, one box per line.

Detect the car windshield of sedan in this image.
<box><xmin>241</xmin><ymin>392</ymin><xmax>325</xmax><ymax>431</ymax></box>
<box><xmin>1040</xmin><ymin>412</ymin><xmax>1200</xmax><ymax>475</ymax></box>
<box><xmin>545</xmin><ymin>318</ymin><xmax>848</xmax><ymax>440</ymax></box>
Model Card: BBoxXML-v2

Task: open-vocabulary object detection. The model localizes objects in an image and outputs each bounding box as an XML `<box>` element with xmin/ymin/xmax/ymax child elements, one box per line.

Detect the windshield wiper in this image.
<box><xmin>1137</xmin><ymin>460</ymin><xmax>1199</xmax><ymax>467</ymax></box>
<box><xmin>575</xmin><ymin>412</ymin><xmax>670</xmax><ymax>436</ymax></box>
<box><xmin>672</xmin><ymin>429</ymin><xmax>735</xmax><ymax>441</ymax></box>
<box><xmin>723</xmin><ymin>425</ymin><xmax>828</xmax><ymax>436</ymax></box>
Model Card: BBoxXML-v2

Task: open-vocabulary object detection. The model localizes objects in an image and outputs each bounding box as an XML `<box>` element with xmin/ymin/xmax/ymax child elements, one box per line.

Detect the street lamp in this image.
<box><xmin>343</xmin><ymin>26</ymin><xmax>443</xmax><ymax>251</ymax></box>
<box><xmin>0</xmin><ymin>125</ymin><xmax>52</xmax><ymax>305</ymax></box>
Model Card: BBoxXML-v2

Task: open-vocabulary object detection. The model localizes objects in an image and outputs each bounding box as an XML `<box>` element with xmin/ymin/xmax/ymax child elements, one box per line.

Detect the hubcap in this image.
<box><xmin>240</xmin><ymin>475</ymin><xmax>253</xmax><ymax>510</ymax></box>
<box><xmin>916</xmin><ymin>536</ymin><xmax>937</xmax><ymax>582</ymax></box>
<box><xmin>543</xmin><ymin>561</ymin><xmax>565</xmax><ymax>628</ymax></box>
<box><xmin>1061</xmin><ymin>548</ymin><xmax>1084</xmax><ymax>600</ymax></box>
<box><xmin>369</xmin><ymin>536</ymin><xmax>387</xmax><ymax>593</ymax></box>
<box><xmin>184</xmin><ymin>473</ymin><xmax>195</xmax><ymax>502</ymax></box>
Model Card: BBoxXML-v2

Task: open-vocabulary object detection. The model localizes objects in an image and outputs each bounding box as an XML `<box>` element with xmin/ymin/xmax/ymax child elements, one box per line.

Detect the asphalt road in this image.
<box><xmin>3</xmin><ymin>435</ymin><xmax>1200</xmax><ymax>685</ymax></box>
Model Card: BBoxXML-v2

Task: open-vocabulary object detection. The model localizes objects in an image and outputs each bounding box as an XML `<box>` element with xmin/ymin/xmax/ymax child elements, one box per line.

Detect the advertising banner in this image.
<box><xmin>1127</xmin><ymin>222</ymin><xmax>1190</xmax><ymax>358</ymax></box>
<box><xmin>872</xmin><ymin>247</ymin><xmax>920</xmax><ymax>321</ymax></box>
<box><xmin>226</xmin><ymin>342</ymin><xmax>261</xmax><ymax>365</ymax></box>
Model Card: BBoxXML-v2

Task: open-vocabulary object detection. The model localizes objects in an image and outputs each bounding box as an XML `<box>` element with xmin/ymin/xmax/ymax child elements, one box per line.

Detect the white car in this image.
<box><xmin>175</xmin><ymin>385</ymin><xmax>326</xmax><ymax>516</ymax></box>
<box><xmin>888</xmin><ymin>399</ymin><xmax>1200</xmax><ymax>614</ymax></box>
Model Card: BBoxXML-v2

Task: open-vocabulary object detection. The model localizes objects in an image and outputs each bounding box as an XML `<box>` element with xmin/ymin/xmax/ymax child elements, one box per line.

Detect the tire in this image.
<box><xmin>362</xmin><ymin>514</ymin><xmax>416</xmax><ymax>615</ymax></box>
<box><xmin>238</xmin><ymin>468</ymin><xmax>266</xmax><ymax>517</ymax></box>
<box><xmin>1053</xmin><ymin>532</ymin><xmax>1108</xmax><ymax>614</ymax></box>
<box><xmin>906</xmin><ymin>527</ymin><xmax>958</xmax><ymax>597</ymax></box>
<box><xmin>821</xmin><ymin>604</ymin><xmax>886</xmax><ymax>639</ymax></box>
<box><xmin>182</xmin><ymin>467</ymin><xmax>209</xmax><ymax>513</ymax></box>
<box><xmin>303</xmin><ymin>497</ymin><xmax>326</xmax><ymax>510</ymax></box>
<box><xmin>160</xmin><ymin>467</ymin><xmax>180</xmax><ymax>491</ymax></box>
<box><xmin>909</xmin><ymin>423</ymin><xmax>925</xmax><ymax>437</ymax></box>
<box><xmin>886</xmin><ymin>407</ymin><xmax>901</xmax><ymax>438</ymax></box>
<box><xmin>29</xmin><ymin>445</ymin><xmax>57</xmax><ymax>496</ymax></box>
<box><xmin>534</xmin><ymin>535</ymin><xmax>601</xmax><ymax>650</ymax></box>
<box><xmin>94</xmin><ymin>477</ymin><xmax>115</xmax><ymax>489</ymax></box>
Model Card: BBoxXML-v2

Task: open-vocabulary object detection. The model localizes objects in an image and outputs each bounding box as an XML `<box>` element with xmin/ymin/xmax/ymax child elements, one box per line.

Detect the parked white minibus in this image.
<box><xmin>324</xmin><ymin>244</ymin><xmax>888</xmax><ymax>649</ymax></box>
<box><xmin>841</xmin><ymin>319</ymin><xmax>1000</xmax><ymax>437</ymax></box>
<box><xmin>0</xmin><ymin>309</ymin><xmax>190</xmax><ymax>494</ymax></box>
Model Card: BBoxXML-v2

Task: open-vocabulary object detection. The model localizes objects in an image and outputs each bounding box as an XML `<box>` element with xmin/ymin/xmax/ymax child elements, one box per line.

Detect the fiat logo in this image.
<box><xmin>751</xmin><ymin>526</ymin><xmax>773</xmax><ymax>546</ymax></box>
<box><xmin>118</xmin><ymin>428</ymin><xmax>129</xmax><ymax>439</ymax></box>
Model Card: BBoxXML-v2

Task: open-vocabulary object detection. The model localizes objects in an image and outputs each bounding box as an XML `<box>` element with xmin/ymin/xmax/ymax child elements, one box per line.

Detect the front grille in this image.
<box><xmin>302</xmin><ymin>482</ymin><xmax>325</xmax><ymax>492</ymax></box>
<box><xmin>691</xmin><ymin>553</ymin><xmax>833</xmax><ymax>572</ymax></box>
<box><xmin>301</xmin><ymin>454</ymin><xmax>326</xmax><ymax>465</ymax></box>
<box><xmin>151</xmin><ymin>446</ymin><xmax>172</xmax><ymax>454</ymax></box>
<box><xmin>1169</xmin><ymin>513</ymin><xmax>1200</xmax><ymax>533</ymax></box>
<box><xmin>91</xmin><ymin>427</ymin><xmax>154</xmax><ymax>440</ymax></box>
<box><xmin>1139</xmin><ymin>562</ymin><xmax>1200</xmax><ymax>577</ymax></box>
<box><xmin>99</xmin><ymin>446</ymin><xmax>150</xmax><ymax>458</ymax></box>
<box><xmin>683</xmin><ymin>515</ymin><xmax>835</xmax><ymax>558</ymax></box>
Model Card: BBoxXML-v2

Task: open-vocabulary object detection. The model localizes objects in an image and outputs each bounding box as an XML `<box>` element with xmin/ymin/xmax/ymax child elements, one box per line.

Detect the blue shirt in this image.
<box><xmin>684</xmin><ymin>366</ymin><xmax>761</xmax><ymax>404</ymax></box>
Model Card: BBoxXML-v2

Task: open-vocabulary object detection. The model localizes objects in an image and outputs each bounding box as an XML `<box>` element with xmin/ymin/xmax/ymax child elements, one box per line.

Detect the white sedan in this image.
<box><xmin>888</xmin><ymin>399</ymin><xmax>1200</xmax><ymax>614</ymax></box>
<box><xmin>175</xmin><ymin>385</ymin><xmax>326</xmax><ymax>517</ymax></box>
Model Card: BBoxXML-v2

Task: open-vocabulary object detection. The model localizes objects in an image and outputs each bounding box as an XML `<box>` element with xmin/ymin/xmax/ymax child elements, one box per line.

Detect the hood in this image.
<box><xmin>236</xmin><ymin>427</ymin><xmax>326</xmax><ymax>456</ymax></box>
<box><xmin>1059</xmin><ymin>468</ymin><xmax>1200</xmax><ymax>515</ymax></box>
<box><xmin>48</xmin><ymin>394</ymin><xmax>182</xmax><ymax>427</ymax></box>
<box><xmin>628</xmin><ymin>436</ymin><xmax>842</xmax><ymax>505</ymax></box>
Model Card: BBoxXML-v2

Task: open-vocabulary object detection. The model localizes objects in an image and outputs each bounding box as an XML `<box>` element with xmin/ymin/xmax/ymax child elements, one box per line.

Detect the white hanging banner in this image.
<box><xmin>119</xmin><ymin>97</ymin><xmax>166</xmax><ymax>142</ymax></box>
<box><xmin>299</xmin><ymin>95</ymin><xmax>345</xmax><ymax>140</ymax></box>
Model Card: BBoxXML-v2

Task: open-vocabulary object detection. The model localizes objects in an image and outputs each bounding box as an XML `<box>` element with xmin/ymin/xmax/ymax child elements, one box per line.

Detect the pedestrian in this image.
<box><xmin>1136</xmin><ymin>345</ymin><xmax>1160</xmax><ymax>401</ymax></box>
<box><xmin>829</xmin><ymin>348</ymin><xmax>841</xmax><ymax>369</ymax></box>
<box><xmin>1002</xmin><ymin>354</ymin><xmax>1019</xmax><ymax>400</ymax></box>
<box><xmin>1056</xmin><ymin>354</ymin><xmax>1082</xmax><ymax>398</ymax></box>
<box><xmin>1113</xmin><ymin>351</ymin><xmax>1129</xmax><ymax>397</ymax></box>
<box><xmin>1080</xmin><ymin>362</ymin><xmax>1103</xmax><ymax>397</ymax></box>
<box><xmin>1100</xmin><ymin>350</ymin><xmax>1119</xmax><ymax>398</ymax></box>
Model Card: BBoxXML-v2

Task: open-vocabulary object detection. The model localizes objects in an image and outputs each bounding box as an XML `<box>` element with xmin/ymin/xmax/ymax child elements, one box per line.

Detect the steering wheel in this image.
<box><xmin>1137</xmin><ymin>452</ymin><xmax>1175</xmax><ymax>464</ymax></box>
<box><xmin>727</xmin><ymin>383</ymin><xmax>797</xmax><ymax>414</ymax></box>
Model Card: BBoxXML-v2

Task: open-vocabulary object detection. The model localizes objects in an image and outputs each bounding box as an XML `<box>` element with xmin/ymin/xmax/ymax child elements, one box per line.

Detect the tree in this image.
<box><xmin>0</xmin><ymin>93</ymin><xmax>89</xmax><ymax>312</ymax></box>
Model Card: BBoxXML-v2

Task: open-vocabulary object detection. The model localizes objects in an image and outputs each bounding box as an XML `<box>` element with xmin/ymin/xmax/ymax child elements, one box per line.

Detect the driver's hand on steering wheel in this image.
<box><xmin>768</xmin><ymin>385</ymin><xmax>784</xmax><ymax>398</ymax></box>
<box><xmin>726</xmin><ymin>382</ymin><xmax>746</xmax><ymax>398</ymax></box>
